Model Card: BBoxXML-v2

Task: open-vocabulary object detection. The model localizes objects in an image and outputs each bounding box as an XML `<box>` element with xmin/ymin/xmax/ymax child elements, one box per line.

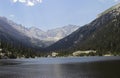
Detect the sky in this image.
<box><xmin>0</xmin><ymin>0</ymin><xmax>119</xmax><ymax>30</ymax></box>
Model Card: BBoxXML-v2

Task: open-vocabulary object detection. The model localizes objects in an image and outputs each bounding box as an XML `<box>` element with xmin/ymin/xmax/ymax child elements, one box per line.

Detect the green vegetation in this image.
<box><xmin>81</xmin><ymin>14</ymin><xmax>120</xmax><ymax>54</ymax></box>
<box><xmin>0</xmin><ymin>40</ymin><xmax>45</xmax><ymax>59</ymax></box>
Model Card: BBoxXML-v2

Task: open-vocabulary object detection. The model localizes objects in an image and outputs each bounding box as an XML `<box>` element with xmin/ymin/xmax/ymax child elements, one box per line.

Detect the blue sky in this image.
<box><xmin>0</xmin><ymin>0</ymin><xmax>119</xmax><ymax>30</ymax></box>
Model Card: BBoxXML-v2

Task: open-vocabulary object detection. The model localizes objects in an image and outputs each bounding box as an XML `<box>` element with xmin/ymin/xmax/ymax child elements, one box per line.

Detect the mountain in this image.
<box><xmin>7</xmin><ymin>20</ymin><xmax>79</xmax><ymax>47</ymax></box>
<box><xmin>46</xmin><ymin>25</ymin><xmax>79</xmax><ymax>41</ymax></box>
<box><xmin>0</xmin><ymin>17</ymin><xmax>44</xmax><ymax>58</ymax></box>
<box><xmin>47</xmin><ymin>3</ymin><xmax>120</xmax><ymax>54</ymax></box>
<box><xmin>0</xmin><ymin>16</ymin><xmax>79</xmax><ymax>48</ymax></box>
<box><xmin>0</xmin><ymin>17</ymin><xmax>32</xmax><ymax>47</ymax></box>
<box><xmin>26</xmin><ymin>25</ymin><xmax>79</xmax><ymax>47</ymax></box>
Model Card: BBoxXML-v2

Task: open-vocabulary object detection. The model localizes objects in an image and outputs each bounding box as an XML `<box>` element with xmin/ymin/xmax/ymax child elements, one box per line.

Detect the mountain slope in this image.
<box><xmin>0</xmin><ymin>17</ymin><xmax>44</xmax><ymax>57</ymax></box>
<box><xmin>0</xmin><ymin>17</ymin><xmax>31</xmax><ymax>46</ymax></box>
<box><xmin>47</xmin><ymin>3</ymin><xmax>120</xmax><ymax>54</ymax></box>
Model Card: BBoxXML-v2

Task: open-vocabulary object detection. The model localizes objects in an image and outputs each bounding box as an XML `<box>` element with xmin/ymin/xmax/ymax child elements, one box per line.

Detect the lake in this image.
<box><xmin>0</xmin><ymin>56</ymin><xmax>120</xmax><ymax>78</ymax></box>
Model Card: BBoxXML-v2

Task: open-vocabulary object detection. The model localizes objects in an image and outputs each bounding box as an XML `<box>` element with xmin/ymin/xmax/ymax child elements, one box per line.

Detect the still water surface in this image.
<box><xmin>0</xmin><ymin>56</ymin><xmax>120</xmax><ymax>78</ymax></box>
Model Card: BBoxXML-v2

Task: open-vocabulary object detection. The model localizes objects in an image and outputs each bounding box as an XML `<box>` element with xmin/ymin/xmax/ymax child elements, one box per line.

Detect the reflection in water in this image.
<box><xmin>0</xmin><ymin>57</ymin><xmax>120</xmax><ymax>78</ymax></box>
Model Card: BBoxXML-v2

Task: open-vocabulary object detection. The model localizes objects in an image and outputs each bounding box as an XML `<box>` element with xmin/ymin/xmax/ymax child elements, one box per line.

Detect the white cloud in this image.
<box><xmin>12</xmin><ymin>0</ymin><xmax>17</xmax><ymax>3</ymax></box>
<box><xmin>27</xmin><ymin>1</ymin><xmax>34</xmax><ymax>6</ymax></box>
<box><xmin>19</xmin><ymin>0</ymin><xmax>26</xmax><ymax>3</ymax></box>
<box><xmin>11</xmin><ymin>0</ymin><xmax>43</xmax><ymax>6</ymax></box>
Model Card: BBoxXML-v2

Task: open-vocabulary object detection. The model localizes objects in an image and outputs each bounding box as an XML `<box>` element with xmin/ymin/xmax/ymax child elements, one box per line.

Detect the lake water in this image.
<box><xmin>0</xmin><ymin>56</ymin><xmax>120</xmax><ymax>78</ymax></box>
